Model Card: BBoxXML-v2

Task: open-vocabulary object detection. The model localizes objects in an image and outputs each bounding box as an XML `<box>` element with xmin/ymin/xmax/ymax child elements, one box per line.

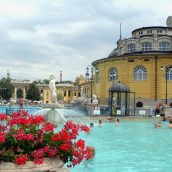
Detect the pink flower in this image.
<box><xmin>33</xmin><ymin>158</ymin><xmax>44</xmax><ymax>165</ymax></box>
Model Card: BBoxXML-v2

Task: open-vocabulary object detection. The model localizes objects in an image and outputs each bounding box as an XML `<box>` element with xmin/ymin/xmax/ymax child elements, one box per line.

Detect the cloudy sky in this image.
<box><xmin>0</xmin><ymin>0</ymin><xmax>172</xmax><ymax>81</ymax></box>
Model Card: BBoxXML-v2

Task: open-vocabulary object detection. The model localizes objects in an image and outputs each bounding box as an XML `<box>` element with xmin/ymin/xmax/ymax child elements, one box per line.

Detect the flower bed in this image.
<box><xmin>0</xmin><ymin>111</ymin><xmax>93</xmax><ymax>169</ymax></box>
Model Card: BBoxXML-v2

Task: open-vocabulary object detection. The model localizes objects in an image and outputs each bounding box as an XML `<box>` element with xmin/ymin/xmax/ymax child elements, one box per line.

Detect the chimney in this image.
<box><xmin>7</xmin><ymin>69</ymin><xmax>10</xmax><ymax>79</ymax></box>
<box><xmin>60</xmin><ymin>70</ymin><xmax>62</xmax><ymax>83</ymax></box>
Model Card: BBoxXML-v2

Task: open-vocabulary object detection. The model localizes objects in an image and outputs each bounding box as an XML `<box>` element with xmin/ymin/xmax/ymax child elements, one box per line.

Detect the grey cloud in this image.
<box><xmin>0</xmin><ymin>0</ymin><xmax>171</xmax><ymax>81</ymax></box>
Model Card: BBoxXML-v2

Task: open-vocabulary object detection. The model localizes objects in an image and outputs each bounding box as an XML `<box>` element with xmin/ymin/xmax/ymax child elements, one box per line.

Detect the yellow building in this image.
<box><xmin>56</xmin><ymin>83</ymin><xmax>81</xmax><ymax>103</ymax></box>
<box><xmin>10</xmin><ymin>78</ymin><xmax>83</xmax><ymax>104</ymax></box>
<box><xmin>11</xmin><ymin>80</ymin><xmax>52</xmax><ymax>104</ymax></box>
<box><xmin>90</xmin><ymin>17</ymin><xmax>172</xmax><ymax>106</ymax></box>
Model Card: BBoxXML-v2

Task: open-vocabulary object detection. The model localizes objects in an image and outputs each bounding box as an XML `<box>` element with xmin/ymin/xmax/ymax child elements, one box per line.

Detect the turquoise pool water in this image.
<box><xmin>69</xmin><ymin>121</ymin><xmax>172</xmax><ymax>172</ymax></box>
<box><xmin>57</xmin><ymin>108</ymin><xmax>87</xmax><ymax>117</ymax></box>
<box><xmin>0</xmin><ymin>105</ymin><xmax>42</xmax><ymax>115</ymax></box>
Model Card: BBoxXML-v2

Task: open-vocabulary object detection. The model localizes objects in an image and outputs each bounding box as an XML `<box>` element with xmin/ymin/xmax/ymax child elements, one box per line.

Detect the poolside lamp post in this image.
<box><xmin>160</xmin><ymin>65</ymin><xmax>172</xmax><ymax>104</ymax></box>
<box><xmin>85</xmin><ymin>65</ymin><xmax>94</xmax><ymax>103</ymax></box>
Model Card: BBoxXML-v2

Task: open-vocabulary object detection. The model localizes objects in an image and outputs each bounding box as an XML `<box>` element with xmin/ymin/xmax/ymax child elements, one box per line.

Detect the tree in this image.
<box><xmin>26</xmin><ymin>83</ymin><xmax>40</xmax><ymax>101</ymax></box>
<box><xmin>32</xmin><ymin>79</ymin><xmax>50</xmax><ymax>85</ymax></box>
<box><xmin>57</xmin><ymin>92</ymin><xmax>64</xmax><ymax>101</ymax></box>
<box><xmin>56</xmin><ymin>80</ymin><xmax>74</xmax><ymax>84</ymax></box>
<box><xmin>0</xmin><ymin>77</ymin><xmax>14</xmax><ymax>100</ymax></box>
<box><xmin>17</xmin><ymin>89</ymin><xmax>23</xmax><ymax>98</ymax></box>
<box><xmin>32</xmin><ymin>80</ymin><xmax>39</xmax><ymax>85</ymax></box>
<box><xmin>43</xmin><ymin>79</ymin><xmax>49</xmax><ymax>85</ymax></box>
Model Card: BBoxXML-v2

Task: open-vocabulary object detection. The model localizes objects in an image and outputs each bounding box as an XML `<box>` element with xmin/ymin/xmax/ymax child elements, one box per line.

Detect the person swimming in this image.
<box><xmin>153</xmin><ymin>122</ymin><xmax>162</xmax><ymax>128</ymax></box>
<box><xmin>90</xmin><ymin>123</ymin><xmax>94</xmax><ymax>128</ymax></box>
<box><xmin>115</xmin><ymin>118</ymin><xmax>120</xmax><ymax>126</ymax></box>
<box><xmin>98</xmin><ymin>120</ymin><xmax>102</xmax><ymax>127</ymax></box>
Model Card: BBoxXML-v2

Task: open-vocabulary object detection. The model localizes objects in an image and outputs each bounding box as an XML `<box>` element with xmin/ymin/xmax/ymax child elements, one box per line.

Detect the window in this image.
<box><xmin>136</xmin><ymin>102</ymin><xmax>143</xmax><ymax>107</ymax></box>
<box><xmin>127</xmin><ymin>44</ymin><xmax>135</xmax><ymax>53</ymax></box>
<box><xmin>147</xmin><ymin>30</ymin><xmax>152</xmax><ymax>34</ymax></box>
<box><xmin>159</xmin><ymin>42</ymin><xmax>170</xmax><ymax>51</ymax></box>
<box><xmin>142</xmin><ymin>42</ymin><xmax>152</xmax><ymax>51</ymax></box>
<box><xmin>167</xmin><ymin>66</ymin><xmax>172</xmax><ymax>80</ymax></box>
<box><xmin>109</xmin><ymin>68</ymin><xmax>118</xmax><ymax>81</ymax></box>
<box><xmin>134</xmin><ymin>66</ymin><xmax>147</xmax><ymax>80</ymax></box>
<box><xmin>157</xmin><ymin>30</ymin><xmax>163</xmax><ymax>33</ymax></box>
<box><xmin>64</xmin><ymin>90</ymin><xmax>66</xmax><ymax>97</ymax></box>
<box><xmin>128</xmin><ymin>59</ymin><xmax>135</xmax><ymax>62</ymax></box>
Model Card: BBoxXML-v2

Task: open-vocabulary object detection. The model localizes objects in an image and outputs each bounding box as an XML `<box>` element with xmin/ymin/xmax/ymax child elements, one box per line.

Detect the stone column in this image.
<box><xmin>14</xmin><ymin>87</ymin><xmax>17</xmax><ymax>100</ymax></box>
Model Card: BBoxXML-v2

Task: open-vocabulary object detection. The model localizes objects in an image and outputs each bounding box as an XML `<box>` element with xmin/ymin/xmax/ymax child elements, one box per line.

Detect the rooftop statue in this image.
<box><xmin>166</xmin><ymin>16</ymin><xmax>172</xmax><ymax>27</ymax></box>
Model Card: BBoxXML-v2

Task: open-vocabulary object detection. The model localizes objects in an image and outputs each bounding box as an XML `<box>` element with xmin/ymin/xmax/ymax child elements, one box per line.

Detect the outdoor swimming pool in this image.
<box><xmin>0</xmin><ymin>105</ymin><xmax>42</xmax><ymax>115</ymax></box>
<box><xmin>69</xmin><ymin>121</ymin><xmax>172</xmax><ymax>172</ymax></box>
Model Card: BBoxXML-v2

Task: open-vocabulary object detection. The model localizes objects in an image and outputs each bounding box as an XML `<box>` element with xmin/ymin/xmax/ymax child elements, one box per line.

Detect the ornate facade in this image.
<box><xmin>91</xmin><ymin>17</ymin><xmax>172</xmax><ymax>105</ymax></box>
<box><xmin>10</xmin><ymin>79</ymin><xmax>82</xmax><ymax>104</ymax></box>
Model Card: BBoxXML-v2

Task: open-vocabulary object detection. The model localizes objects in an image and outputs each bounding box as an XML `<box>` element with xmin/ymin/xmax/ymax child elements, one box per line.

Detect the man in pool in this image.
<box><xmin>153</xmin><ymin>122</ymin><xmax>162</xmax><ymax>128</ymax></box>
<box><xmin>115</xmin><ymin>118</ymin><xmax>120</xmax><ymax>126</ymax></box>
<box><xmin>98</xmin><ymin>120</ymin><xmax>102</xmax><ymax>127</ymax></box>
<box><xmin>90</xmin><ymin>123</ymin><xmax>94</xmax><ymax>128</ymax></box>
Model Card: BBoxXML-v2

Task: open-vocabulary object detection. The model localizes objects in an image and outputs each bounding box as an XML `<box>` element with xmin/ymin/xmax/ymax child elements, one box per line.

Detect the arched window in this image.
<box><xmin>159</xmin><ymin>42</ymin><xmax>170</xmax><ymax>51</ymax></box>
<box><xmin>167</xmin><ymin>66</ymin><xmax>172</xmax><ymax>80</ymax></box>
<box><xmin>141</xmin><ymin>42</ymin><xmax>152</xmax><ymax>51</ymax></box>
<box><xmin>127</xmin><ymin>44</ymin><xmax>135</xmax><ymax>53</ymax></box>
<box><xmin>134</xmin><ymin>66</ymin><xmax>147</xmax><ymax>80</ymax></box>
<box><xmin>109</xmin><ymin>68</ymin><xmax>118</xmax><ymax>81</ymax></box>
<box><xmin>136</xmin><ymin>102</ymin><xmax>143</xmax><ymax>107</ymax></box>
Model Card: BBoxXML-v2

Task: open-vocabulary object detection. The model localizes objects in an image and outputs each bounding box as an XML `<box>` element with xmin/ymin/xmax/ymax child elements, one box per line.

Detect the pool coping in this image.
<box><xmin>86</xmin><ymin>116</ymin><xmax>163</xmax><ymax>122</ymax></box>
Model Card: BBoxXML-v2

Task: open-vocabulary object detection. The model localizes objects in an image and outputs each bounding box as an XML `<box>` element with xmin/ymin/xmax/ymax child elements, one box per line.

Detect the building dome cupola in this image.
<box><xmin>108</xmin><ymin>81</ymin><xmax>130</xmax><ymax>92</ymax></box>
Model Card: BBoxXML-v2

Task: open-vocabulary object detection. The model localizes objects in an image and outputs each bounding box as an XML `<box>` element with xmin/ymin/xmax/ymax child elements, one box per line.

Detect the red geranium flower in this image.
<box><xmin>15</xmin><ymin>154</ymin><xmax>28</xmax><ymax>165</ymax></box>
<box><xmin>0</xmin><ymin>112</ymin><xmax>94</xmax><ymax>167</ymax></box>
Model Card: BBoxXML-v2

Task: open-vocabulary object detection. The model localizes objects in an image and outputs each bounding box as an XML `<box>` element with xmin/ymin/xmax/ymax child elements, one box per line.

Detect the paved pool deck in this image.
<box><xmin>86</xmin><ymin>115</ymin><xmax>164</xmax><ymax>122</ymax></box>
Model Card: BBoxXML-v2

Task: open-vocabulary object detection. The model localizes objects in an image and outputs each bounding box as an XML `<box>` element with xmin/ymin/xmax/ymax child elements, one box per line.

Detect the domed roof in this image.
<box><xmin>108</xmin><ymin>81</ymin><xmax>130</xmax><ymax>92</ymax></box>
